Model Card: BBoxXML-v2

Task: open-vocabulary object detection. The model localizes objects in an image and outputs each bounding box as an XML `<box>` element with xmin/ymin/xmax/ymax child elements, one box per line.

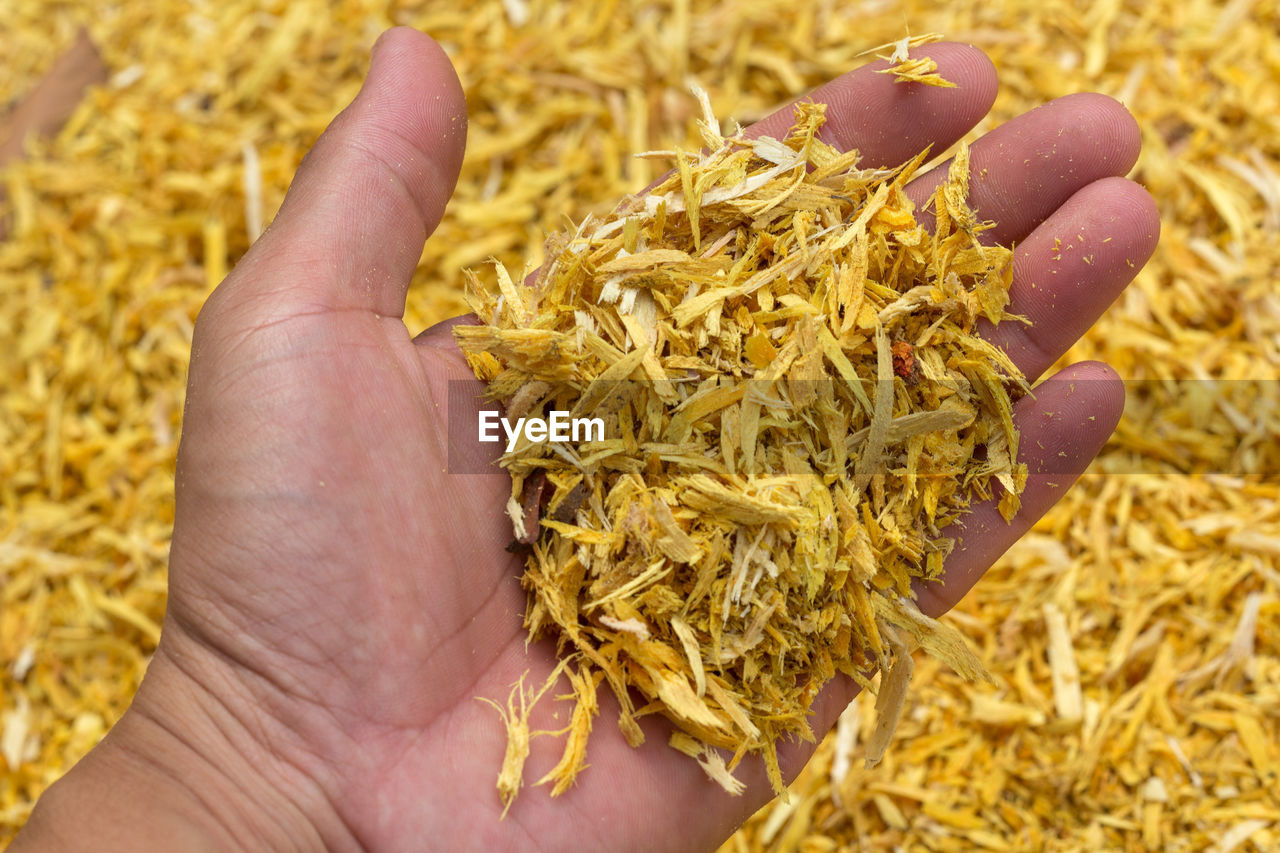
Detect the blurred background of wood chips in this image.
<box><xmin>2</xmin><ymin>1</ymin><xmax>1277</xmax><ymax>849</ymax></box>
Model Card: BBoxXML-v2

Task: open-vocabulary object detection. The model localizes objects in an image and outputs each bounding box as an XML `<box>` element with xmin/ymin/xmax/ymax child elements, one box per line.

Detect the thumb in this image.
<box><xmin>204</xmin><ymin>27</ymin><xmax>467</xmax><ymax>327</ymax></box>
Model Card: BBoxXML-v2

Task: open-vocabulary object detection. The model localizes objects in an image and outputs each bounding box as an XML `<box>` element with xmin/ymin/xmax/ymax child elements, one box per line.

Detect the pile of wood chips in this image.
<box><xmin>459</xmin><ymin>73</ymin><xmax>1027</xmax><ymax>802</ymax></box>
<box><xmin>2</xmin><ymin>1</ymin><xmax>1277</xmax><ymax>850</ymax></box>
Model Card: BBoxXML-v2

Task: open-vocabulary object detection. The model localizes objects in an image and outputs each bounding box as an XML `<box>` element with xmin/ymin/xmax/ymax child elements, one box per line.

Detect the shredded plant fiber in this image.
<box><xmin>459</xmin><ymin>79</ymin><xmax>1025</xmax><ymax>802</ymax></box>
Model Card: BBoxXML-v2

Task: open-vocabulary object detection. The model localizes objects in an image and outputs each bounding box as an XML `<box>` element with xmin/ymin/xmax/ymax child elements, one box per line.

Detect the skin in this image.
<box><xmin>12</xmin><ymin>27</ymin><xmax>1158</xmax><ymax>853</ymax></box>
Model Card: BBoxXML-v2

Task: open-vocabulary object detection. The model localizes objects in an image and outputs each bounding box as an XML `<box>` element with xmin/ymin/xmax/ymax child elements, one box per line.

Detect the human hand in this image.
<box><xmin>13</xmin><ymin>27</ymin><xmax>1156</xmax><ymax>853</ymax></box>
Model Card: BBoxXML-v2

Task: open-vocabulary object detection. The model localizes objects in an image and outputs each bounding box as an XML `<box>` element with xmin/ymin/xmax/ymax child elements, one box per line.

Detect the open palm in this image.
<box><xmin>78</xmin><ymin>28</ymin><xmax>1157</xmax><ymax>853</ymax></box>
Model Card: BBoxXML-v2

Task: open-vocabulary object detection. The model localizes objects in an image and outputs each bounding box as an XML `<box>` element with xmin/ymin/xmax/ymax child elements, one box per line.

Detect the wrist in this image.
<box><xmin>13</xmin><ymin>633</ymin><xmax>354</xmax><ymax>852</ymax></box>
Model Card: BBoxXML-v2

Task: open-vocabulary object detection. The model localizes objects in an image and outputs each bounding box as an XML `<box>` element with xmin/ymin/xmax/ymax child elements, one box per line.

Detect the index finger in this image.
<box><xmin>745</xmin><ymin>42</ymin><xmax>998</xmax><ymax>169</ymax></box>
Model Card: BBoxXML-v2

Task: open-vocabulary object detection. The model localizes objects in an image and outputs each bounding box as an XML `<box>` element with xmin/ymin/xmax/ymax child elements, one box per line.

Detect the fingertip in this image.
<box><xmin>362</xmin><ymin>27</ymin><xmax>468</xmax><ymax>197</ymax></box>
<box><xmin>833</xmin><ymin>42</ymin><xmax>997</xmax><ymax>165</ymax></box>
<box><xmin>1092</xmin><ymin>176</ymin><xmax>1161</xmax><ymax>281</ymax></box>
<box><xmin>225</xmin><ymin>26</ymin><xmax>470</xmax><ymax>320</ymax></box>
<box><xmin>1097</xmin><ymin>175</ymin><xmax>1161</xmax><ymax>251</ymax></box>
<box><xmin>1048</xmin><ymin>92</ymin><xmax>1143</xmax><ymax>177</ymax></box>
<box><xmin>1064</xmin><ymin>361</ymin><xmax>1125</xmax><ymax>431</ymax></box>
<box><xmin>913</xmin><ymin>360</ymin><xmax>1123</xmax><ymax>616</ymax></box>
<box><xmin>993</xmin><ymin>176</ymin><xmax>1158</xmax><ymax>378</ymax></box>
<box><xmin>932</xmin><ymin>41</ymin><xmax>999</xmax><ymax>115</ymax></box>
<box><xmin>1024</xmin><ymin>361</ymin><xmax>1124</xmax><ymax>474</ymax></box>
<box><xmin>748</xmin><ymin>42</ymin><xmax>999</xmax><ymax>167</ymax></box>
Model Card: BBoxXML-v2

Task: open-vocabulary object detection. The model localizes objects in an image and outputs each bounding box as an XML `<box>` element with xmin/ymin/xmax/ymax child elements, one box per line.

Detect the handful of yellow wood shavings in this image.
<box><xmin>455</xmin><ymin>94</ymin><xmax>1030</xmax><ymax>807</ymax></box>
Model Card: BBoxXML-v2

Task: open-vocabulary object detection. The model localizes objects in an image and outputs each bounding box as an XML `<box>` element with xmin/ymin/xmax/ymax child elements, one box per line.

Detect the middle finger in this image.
<box><xmin>904</xmin><ymin>92</ymin><xmax>1142</xmax><ymax>245</ymax></box>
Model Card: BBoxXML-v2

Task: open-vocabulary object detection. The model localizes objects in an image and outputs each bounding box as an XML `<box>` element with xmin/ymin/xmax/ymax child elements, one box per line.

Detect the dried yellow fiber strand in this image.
<box><xmin>457</xmin><ymin>92</ymin><xmax>1026</xmax><ymax>801</ymax></box>
<box><xmin>477</xmin><ymin>660</ymin><xmax>575</xmax><ymax>816</ymax></box>
<box><xmin>862</xmin><ymin>33</ymin><xmax>957</xmax><ymax>89</ymax></box>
